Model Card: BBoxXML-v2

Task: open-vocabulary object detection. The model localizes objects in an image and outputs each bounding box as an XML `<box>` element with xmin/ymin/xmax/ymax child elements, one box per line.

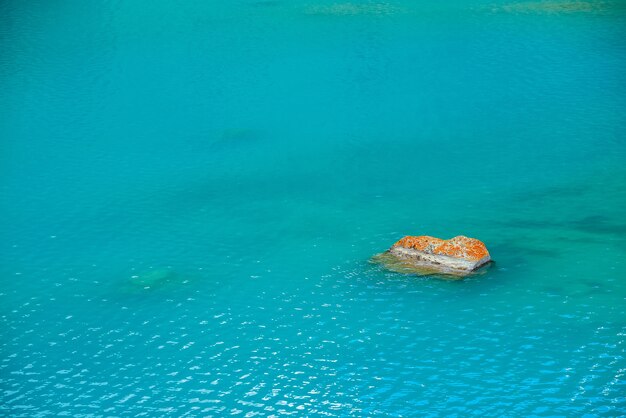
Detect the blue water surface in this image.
<box><xmin>2</xmin><ymin>0</ymin><xmax>626</xmax><ymax>416</ymax></box>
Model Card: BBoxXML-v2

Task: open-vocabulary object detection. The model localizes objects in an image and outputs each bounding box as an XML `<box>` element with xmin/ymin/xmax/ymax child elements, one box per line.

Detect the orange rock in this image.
<box><xmin>387</xmin><ymin>235</ymin><xmax>491</xmax><ymax>275</ymax></box>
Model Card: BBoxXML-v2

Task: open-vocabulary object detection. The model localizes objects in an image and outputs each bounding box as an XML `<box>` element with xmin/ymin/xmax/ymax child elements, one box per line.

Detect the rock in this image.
<box><xmin>380</xmin><ymin>235</ymin><xmax>491</xmax><ymax>276</ymax></box>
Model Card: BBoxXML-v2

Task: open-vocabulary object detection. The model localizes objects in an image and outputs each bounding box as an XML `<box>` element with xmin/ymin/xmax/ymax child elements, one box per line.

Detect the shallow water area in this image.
<box><xmin>1</xmin><ymin>0</ymin><xmax>626</xmax><ymax>416</ymax></box>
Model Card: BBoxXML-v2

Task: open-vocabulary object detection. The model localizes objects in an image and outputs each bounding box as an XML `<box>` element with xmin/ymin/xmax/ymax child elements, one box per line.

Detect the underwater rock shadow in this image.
<box><xmin>495</xmin><ymin>215</ymin><xmax>626</xmax><ymax>238</ymax></box>
<box><xmin>112</xmin><ymin>267</ymin><xmax>220</xmax><ymax>298</ymax></box>
<box><xmin>569</xmin><ymin>215</ymin><xmax>626</xmax><ymax>236</ymax></box>
<box><xmin>488</xmin><ymin>241</ymin><xmax>561</xmax><ymax>259</ymax></box>
<box><xmin>249</xmin><ymin>0</ymin><xmax>283</xmax><ymax>7</ymax></box>
<box><xmin>117</xmin><ymin>267</ymin><xmax>187</xmax><ymax>294</ymax></box>
<box><xmin>510</xmin><ymin>183</ymin><xmax>591</xmax><ymax>203</ymax></box>
<box><xmin>303</xmin><ymin>2</ymin><xmax>401</xmax><ymax>17</ymax></box>
<box><xmin>488</xmin><ymin>1</ymin><xmax>613</xmax><ymax>15</ymax></box>
<box><xmin>209</xmin><ymin>128</ymin><xmax>265</xmax><ymax>152</ymax></box>
<box><xmin>180</xmin><ymin>127</ymin><xmax>267</xmax><ymax>155</ymax></box>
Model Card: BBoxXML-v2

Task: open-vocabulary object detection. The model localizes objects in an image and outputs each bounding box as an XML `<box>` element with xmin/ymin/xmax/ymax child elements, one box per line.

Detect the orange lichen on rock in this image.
<box><xmin>393</xmin><ymin>236</ymin><xmax>443</xmax><ymax>252</ymax></box>
<box><xmin>393</xmin><ymin>235</ymin><xmax>490</xmax><ymax>261</ymax></box>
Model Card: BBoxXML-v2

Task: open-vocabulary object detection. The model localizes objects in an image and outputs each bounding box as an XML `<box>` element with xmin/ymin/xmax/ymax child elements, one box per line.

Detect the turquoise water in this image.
<box><xmin>2</xmin><ymin>0</ymin><xmax>626</xmax><ymax>415</ymax></box>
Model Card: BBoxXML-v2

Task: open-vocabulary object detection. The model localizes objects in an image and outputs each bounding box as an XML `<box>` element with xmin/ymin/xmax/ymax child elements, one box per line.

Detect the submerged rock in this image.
<box><xmin>493</xmin><ymin>1</ymin><xmax>603</xmax><ymax>14</ymax></box>
<box><xmin>127</xmin><ymin>268</ymin><xmax>177</xmax><ymax>290</ymax></box>
<box><xmin>304</xmin><ymin>3</ymin><xmax>400</xmax><ymax>16</ymax></box>
<box><xmin>379</xmin><ymin>235</ymin><xmax>492</xmax><ymax>277</ymax></box>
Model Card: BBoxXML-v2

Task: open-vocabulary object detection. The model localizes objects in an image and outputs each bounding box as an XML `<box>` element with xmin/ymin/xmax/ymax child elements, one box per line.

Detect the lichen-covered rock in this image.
<box><xmin>381</xmin><ymin>235</ymin><xmax>491</xmax><ymax>276</ymax></box>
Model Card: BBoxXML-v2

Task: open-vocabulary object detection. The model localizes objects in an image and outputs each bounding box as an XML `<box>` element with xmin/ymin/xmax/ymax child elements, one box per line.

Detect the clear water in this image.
<box><xmin>2</xmin><ymin>1</ymin><xmax>626</xmax><ymax>416</ymax></box>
